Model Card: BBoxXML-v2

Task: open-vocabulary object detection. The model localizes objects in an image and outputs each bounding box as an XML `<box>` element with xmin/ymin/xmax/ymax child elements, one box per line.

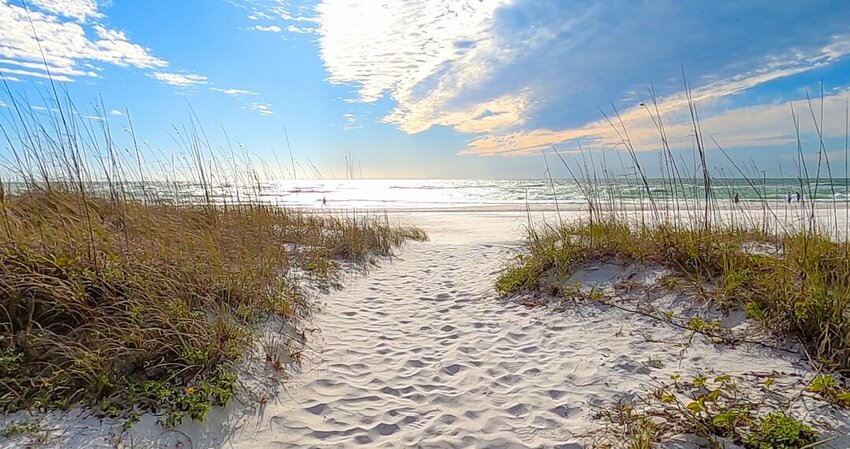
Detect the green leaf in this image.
<box><xmin>705</xmin><ymin>389</ymin><xmax>721</xmax><ymax>403</ymax></box>
<box><xmin>687</xmin><ymin>399</ymin><xmax>705</xmax><ymax>413</ymax></box>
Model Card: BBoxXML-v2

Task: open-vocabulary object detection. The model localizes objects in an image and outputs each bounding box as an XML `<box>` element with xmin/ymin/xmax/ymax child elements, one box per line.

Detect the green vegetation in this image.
<box><xmin>807</xmin><ymin>375</ymin><xmax>850</xmax><ymax>407</ymax></box>
<box><xmin>593</xmin><ymin>374</ymin><xmax>822</xmax><ymax>448</ymax></box>
<box><xmin>745</xmin><ymin>413</ymin><xmax>817</xmax><ymax>449</ymax></box>
<box><xmin>0</xmin><ymin>419</ymin><xmax>40</xmax><ymax>438</ymax></box>
<box><xmin>499</xmin><ymin>219</ymin><xmax>850</xmax><ymax>371</ymax></box>
<box><xmin>0</xmin><ymin>189</ymin><xmax>423</xmax><ymax>427</ymax></box>
<box><xmin>0</xmin><ymin>86</ymin><xmax>426</xmax><ymax>426</ymax></box>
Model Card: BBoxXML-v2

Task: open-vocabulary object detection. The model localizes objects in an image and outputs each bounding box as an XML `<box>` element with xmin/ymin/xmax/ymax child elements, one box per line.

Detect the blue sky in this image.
<box><xmin>1</xmin><ymin>0</ymin><xmax>850</xmax><ymax>179</ymax></box>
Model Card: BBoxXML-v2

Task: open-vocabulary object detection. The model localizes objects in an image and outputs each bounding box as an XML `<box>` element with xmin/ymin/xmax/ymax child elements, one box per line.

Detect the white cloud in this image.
<box><xmin>341</xmin><ymin>112</ymin><xmax>358</xmax><ymax>130</ymax></box>
<box><xmin>313</xmin><ymin>1</ymin><xmax>850</xmax><ymax>161</ymax></box>
<box><xmin>151</xmin><ymin>72</ymin><xmax>208</xmax><ymax>87</ymax></box>
<box><xmin>249</xmin><ymin>102</ymin><xmax>272</xmax><ymax>115</ymax></box>
<box><xmin>109</xmin><ymin>108</ymin><xmax>123</xmax><ymax>116</ymax></box>
<box><xmin>228</xmin><ymin>0</ymin><xmax>317</xmax><ymax>22</ymax></box>
<box><xmin>317</xmin><ymin>0</ymin><xmax>514</xmax><ymax>134</ymax></box>
<box><xmin>252</xmin><ymin>24</ymin><xmax>281</xmax><ymax>33</ymax></box>
<box><xmin>248</xmin><ymin>11</ymin><xmax>273</xmax><ymax>21</ymax></box>
<box><xmin>462</xmin><ymin>92</ymin><xmax>850</xmax><ymax>157</ymax></box>
<box><xmin>29</xmin><ymin>0</ymin><xmax>100</xmax><ymax>22</ymax></box>
<box><xmin>0</xmin><ymin>66</ymin><xmax>73</xmax><ymax>81</ymax></box>
<box><xmin>0</xmin><ymin>0</ymin><xmax>167</xmax><ymax>82</ymax></box>
<box><xmin>386</xmin><ymin>91</ymin><xmax>530</xmax><ymax>134</ymax></box>
<box><xmin>286</xmin><ymin>24</ymin><xmax>313</xmax><ymax>34</ymax></box>
<box><xmin>210</xmin><ymin>87</ymin><xmax>258</xmax><ymax>96</ymax></box>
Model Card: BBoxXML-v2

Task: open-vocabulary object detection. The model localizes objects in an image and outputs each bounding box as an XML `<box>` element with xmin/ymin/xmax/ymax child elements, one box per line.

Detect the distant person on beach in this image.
<box><xmin>734</xmin><ymin>192</ymin><xmax>740</xmax><ymax>204</ymax></box>
<box><xmin>796</xmin><ymin>191</ymin><xmax>801</xmax><ymax>202</ymax></box>
<box><xmin>786</xmin><ymin>192</ymin><xmax>792</xmax><ymax>203</ymax></box>
<box><xmin>322</xmin><ymin>196</ymin><xmax>327</xmax><ymax>207</ymax></box>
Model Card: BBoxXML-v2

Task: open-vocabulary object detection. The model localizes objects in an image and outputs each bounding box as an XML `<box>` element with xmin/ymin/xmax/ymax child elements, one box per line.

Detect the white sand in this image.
<box><xmin>2</xmin><ymin>211</ymin><xmax>849</xmax><ymax>448</ymax></box>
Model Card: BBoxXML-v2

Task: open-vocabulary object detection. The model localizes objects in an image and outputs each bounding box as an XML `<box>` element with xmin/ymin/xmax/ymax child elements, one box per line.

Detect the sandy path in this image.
<box><xmin>239</xmin><ymin>215</ymin><xmax>579</xmax><ymax>447</ymax></box>
<box><xmin>232</xmin><ymin>213</ymin><xmax>849</xmax><ymax>448</ymax></box>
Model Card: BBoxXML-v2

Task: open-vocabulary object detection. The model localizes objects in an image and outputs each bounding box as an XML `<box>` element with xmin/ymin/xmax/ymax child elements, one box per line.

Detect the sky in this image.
<box><xmin>1</xmin><ymin>0</ymin><xmax>850</xmax><ymax>179</ymax></box>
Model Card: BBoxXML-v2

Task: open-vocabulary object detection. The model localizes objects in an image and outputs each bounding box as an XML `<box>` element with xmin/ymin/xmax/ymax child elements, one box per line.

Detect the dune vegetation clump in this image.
<box><xmin>499</xmin><ymin>85</ymin><xmax>850</xmax><ymax>373</ymax></box>
<box><xmin>499</xmin><ymin>219</ymin><xmax>850</xmax><ymax>371</ymax></box>
<box><xmin>0</xmin><ymin>86</ymin><xmax>426</xmax><ymax>426</ymax></box>
<box><xmin>499</xmin><ymin>85</ymin><xmax>850</xmax><ymax>447</ymax></box>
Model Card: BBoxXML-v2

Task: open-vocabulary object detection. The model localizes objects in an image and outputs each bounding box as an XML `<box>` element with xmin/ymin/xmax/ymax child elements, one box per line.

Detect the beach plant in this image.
<box><xmin>0</xmin><ymin>419</ymin><xmax>40</xmax><ymax>438</ymax></box>
<box><xmin>807</xmin><ymin>375</ymin><xmax>850</xmax><ymax>407</ymax></box>
<box><xmin>594</xmin><ymin>374</ymin><xmax>823</xmax><ymax>448</ymax></box>
<box><xmin>744</xmin><ymin>412</ymin><xmax>817</xmax><ymax>449</ymax></box>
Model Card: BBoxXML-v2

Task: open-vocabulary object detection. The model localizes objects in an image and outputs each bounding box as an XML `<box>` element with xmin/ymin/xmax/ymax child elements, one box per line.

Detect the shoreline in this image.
<box><xmin>313</xmin><ymin>200</ymin><xmax>850</xmax><ymax>213</ymax></box>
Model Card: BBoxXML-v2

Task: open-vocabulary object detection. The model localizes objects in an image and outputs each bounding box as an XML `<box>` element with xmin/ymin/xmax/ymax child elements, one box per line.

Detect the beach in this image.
<box><xmin>5</xmin><ymin>209</ymin><xmax>848</xmax><ymax>448</ymax></box>
<box><xmin>3</xmin><ymin>2</ymin><xmax>850</xmax><ymax>446</ymax></box>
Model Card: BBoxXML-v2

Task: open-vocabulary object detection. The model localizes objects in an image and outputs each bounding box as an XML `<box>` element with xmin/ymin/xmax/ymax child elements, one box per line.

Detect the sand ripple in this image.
<box><xmin>236</xmin><ymin>241</ymin><xmax>588</xmax><ymax>448</ymax></box>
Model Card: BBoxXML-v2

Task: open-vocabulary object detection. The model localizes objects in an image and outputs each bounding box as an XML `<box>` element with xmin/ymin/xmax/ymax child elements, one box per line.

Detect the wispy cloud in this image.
<box><xmin>249</xmin><ymin>102</ymin><xmax>273</xmax><ymax>115</ymax></box>
<box><xmin>109</xmin><ymin>108</ymin><xmax>124</xmax><ymax>116</ymax></box>
<box><xmin>151</xmin><ymin>72</ymin><xmax>208</xmax><ymax>87</ymax></box>
<box><xmin>210</xmin><ymin>87</ymin><xmax>258</xmax><ymax>96</ymax></box>
<box><xmin>247</xmin><ymin>11</ymin><xmax>273</xmax><ymax>21</ymax></box>
<box><xmin>251</xmin><ymin>24</ymin><xmax>281</xmax><ymax>33</ymax></box>
<box><xmin>341</xmin><ymin>112</ymin><xmax>358</xmax><ymax>130</ymax></box>
<box><xmin>29</xmin><ymin>0</ymin><xmax>101</xmax><ymax>22</ymax></box>
<box><xmin>0</xmin><ymin>0</ymin><xmax>167</xmax><ymax>82</ymax></box>
<box><xmin>286</xmin><ymin>24</ymin><xmax>313</xmax><ymax>34</ymax></box>
<box><xmin>229</xmin><ymin>0</ymin><xmax>318</xmax><ymax>37</ymax></box>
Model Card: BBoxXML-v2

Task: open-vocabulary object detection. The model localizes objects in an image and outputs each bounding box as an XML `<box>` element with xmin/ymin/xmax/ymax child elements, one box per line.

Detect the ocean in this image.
<box><xmin>188</xmin><ymin>178</ymin><xmax>850</xmax><ymax>210</ymax></box>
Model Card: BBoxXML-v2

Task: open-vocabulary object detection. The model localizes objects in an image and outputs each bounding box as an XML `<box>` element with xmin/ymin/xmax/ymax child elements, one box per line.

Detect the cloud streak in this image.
<box><xmin>210</xmin><ymin>87</ymin><xmax>258</xmax><ymax>96</ymax></box>
<box><xmin>151</xmin><ymin>72</ymin><xmax>208</xmax><ymax>87</ymax></box>
<box><xmin>0</xmin><ymin>0</ymin><xmax>215</xmax><ymax>90</ymax></box>
<box><xmin>251</xmin><ymin>24</ymin><xmax>281</xmax><ymax>32</ymax></box>
<box><xmin>29</xmin><ymin>0</ymin><xmax>100</xmax><ymax>22</ymax></box>
<box><xmin>249</xmin><ymin>102</ymin><xmax>273</xmax><ymax>115</ymax></box>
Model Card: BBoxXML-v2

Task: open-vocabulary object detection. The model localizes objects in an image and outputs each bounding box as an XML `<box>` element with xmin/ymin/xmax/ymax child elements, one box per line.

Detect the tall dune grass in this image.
<box><xmin>501</xmin><ymin>81</ymin><xmax>850</xmax><ymax>374</ymax></box>
<box><xmin>0</xmin><ymin>81</ymin><xmax>425</xmax><ymax>425</ymax></box>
